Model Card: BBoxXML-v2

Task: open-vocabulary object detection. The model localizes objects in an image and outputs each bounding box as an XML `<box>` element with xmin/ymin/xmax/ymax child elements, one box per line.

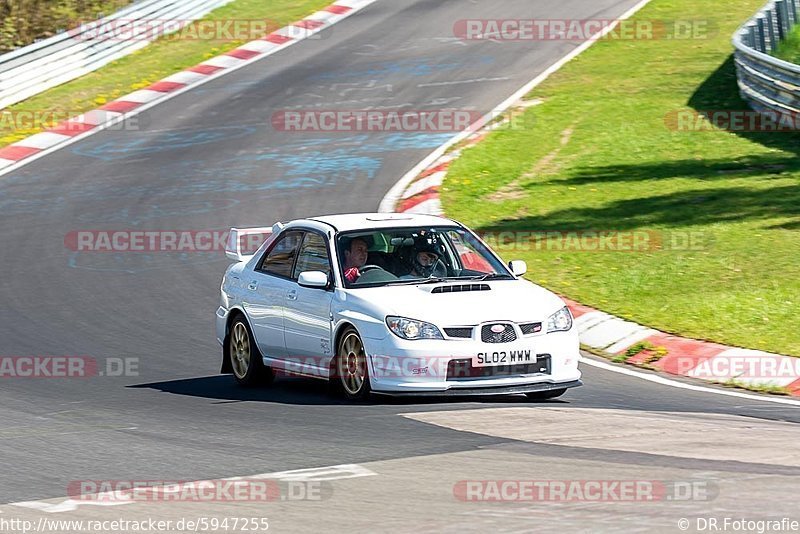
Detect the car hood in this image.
<box><xmin>352</xmin><ymin>279</ymin><xmax>565</xmax><ymax>326</ymax></box>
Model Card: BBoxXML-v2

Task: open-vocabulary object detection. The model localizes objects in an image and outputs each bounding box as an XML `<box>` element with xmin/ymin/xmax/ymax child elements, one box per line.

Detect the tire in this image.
<box><xmin>333</xmin><ymin>327</ymin><xmax>372</xmax><ymax>401</ymax></box>
<box><xmin>525</xmin><ymin>388</ymin><xmax>567</xmax><ymax>400</ymax></box>
<box><xmin>228</xmin><ymin>315</ymin><xmax>274</xmax><ymax>387</ymax></box>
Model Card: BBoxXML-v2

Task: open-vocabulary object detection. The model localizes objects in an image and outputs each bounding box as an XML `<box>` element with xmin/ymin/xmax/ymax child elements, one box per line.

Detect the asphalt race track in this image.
<box><xmin>1</xmin><ymin>1</ymin><xmax>799</xmax><ymax>531</ymax></box>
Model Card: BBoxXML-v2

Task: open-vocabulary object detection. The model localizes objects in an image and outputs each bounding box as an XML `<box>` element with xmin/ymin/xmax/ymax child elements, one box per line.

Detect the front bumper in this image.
<box><xmin>215</xmin><ymin>306</ymin><xmax>228</xmax><ymax>346</ymax></box>
<box><xmin>363</xmin><ymin>329</ymin><xmax>581</xmax><ymax>394</ymax></box>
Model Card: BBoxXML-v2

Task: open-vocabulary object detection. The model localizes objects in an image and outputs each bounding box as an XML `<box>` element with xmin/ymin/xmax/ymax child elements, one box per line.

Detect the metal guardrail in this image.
<box><xmin>733</xmin><ymin>0</ymin><xmax>800</xmax><ymax>119</ymax></box>
<box><xmin>0</xmin><ymin>0</ymin><xmax>233</xmax><ymax>109</ymax></box>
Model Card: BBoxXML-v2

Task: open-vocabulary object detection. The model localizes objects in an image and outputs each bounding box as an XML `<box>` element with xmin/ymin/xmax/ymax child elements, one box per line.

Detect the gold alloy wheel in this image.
<box><xmin>339</xmin><ymin>331</ymin><xmax>367</xmax><ymax>396</ymax></box>
<box><xmin>230</xmin><ymin>321</ymin><xmax>251</xmax><ymax>380</ymax></box>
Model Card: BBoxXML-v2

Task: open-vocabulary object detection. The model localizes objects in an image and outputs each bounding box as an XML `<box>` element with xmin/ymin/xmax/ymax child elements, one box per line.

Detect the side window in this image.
<box><xmin>258</xmin><ymin>231</ymin><xmax>303</xmax><ymax>278</ymax></box>
<box><xmin>293</xmin><ymin>232</ymin><xmax>332</xmax><ymax>279</ymax></box>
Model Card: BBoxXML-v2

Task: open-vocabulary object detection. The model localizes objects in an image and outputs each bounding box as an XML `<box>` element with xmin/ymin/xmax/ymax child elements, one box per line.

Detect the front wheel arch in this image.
<box><xmin>330</xmin><ymin>321</ymin><xmax>357</xmax><ymax>376</ymax></box>
<box><xmin>331</xmin><ymin>324</ymin><xmax>372</xmax><ymax>400</ymax></box>
<box><xmin>222</xmin><ymin>308</ymin><xmax>248</xmax><ymax>374</ymax></box>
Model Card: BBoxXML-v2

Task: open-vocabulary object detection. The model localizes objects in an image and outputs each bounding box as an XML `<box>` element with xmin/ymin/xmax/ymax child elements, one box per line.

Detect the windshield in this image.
<box><xmin>337</xmin><ymin>226</ymin><xmax>511</xmax><ymax>288</ymax></box>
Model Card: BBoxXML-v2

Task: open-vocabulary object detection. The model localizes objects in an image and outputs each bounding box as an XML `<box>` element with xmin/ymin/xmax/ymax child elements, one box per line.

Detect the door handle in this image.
<box><xmin>247</xmin><ymin>281</ymin><xmax>258</xmax><ymax>291</ymax></box>
<box><xmin>287</xmin><ymin>289</ymin><xmax>298</xmax><ymax>301</ymax></box>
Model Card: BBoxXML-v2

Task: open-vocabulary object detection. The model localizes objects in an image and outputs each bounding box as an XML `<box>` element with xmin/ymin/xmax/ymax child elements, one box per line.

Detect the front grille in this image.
<box><xmin>481</xmin><ymin>323</ymin><xmax>517</xmax><ymax>343</ymax></box>
<box><xmin>447</xmin><ymin>355</ymin><xmax>552</xmax><ymax>380</ymax></box>
<box><xmin>444</xmin><ymin>327</ymin><xmax>474</xmax><ymax>338</ymax></box>
<box><xmin>431</xmin><ymin>284</ymin><xmax>490</xmax><ymax>294</ymax></box>
<box><xmin>519</xmin><ymin>322</ymin><xmax>543</xmax><ymax>335</ymax></box>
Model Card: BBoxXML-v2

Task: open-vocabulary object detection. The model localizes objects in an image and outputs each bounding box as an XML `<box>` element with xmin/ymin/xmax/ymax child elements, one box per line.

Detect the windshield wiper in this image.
<box><xmin>476</xmin><ymin>273</ymin><xmax>516</xmax><ymax>281</ymax></box>
<box><xmin>385</xmin><ymin>277</ymin><xmax>453</xmax><ymax>286</ymax></box>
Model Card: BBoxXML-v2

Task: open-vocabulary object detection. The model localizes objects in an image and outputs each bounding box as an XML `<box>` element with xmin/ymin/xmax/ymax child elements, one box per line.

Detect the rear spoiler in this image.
<box><xmin>225</xmin><ymin>223</ymin><xmax>284</xmax><ymax>262</ymax></box>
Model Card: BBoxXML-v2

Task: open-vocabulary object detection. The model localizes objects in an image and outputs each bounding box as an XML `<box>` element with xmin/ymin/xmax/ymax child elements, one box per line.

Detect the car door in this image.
<box><xmin>283</xmin><ymin>231</ymin><xmax>334</xmax><ymax>376</ymax></box>
<box><xmin>245</xmin><ymin>230</ymin><xmax>304</xmax><ymax>362</ymax></box>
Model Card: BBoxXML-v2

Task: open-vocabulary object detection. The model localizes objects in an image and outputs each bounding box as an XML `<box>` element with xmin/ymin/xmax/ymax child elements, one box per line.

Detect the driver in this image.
<box><xmin>401</xmin><ymin>235</ymin><xmax>442</xmax><ymax>279</ymax></box>
<box><xmin>343</xmin><ymin>237</ymin><xmax>369</xmax><ymax>283</ymax></box>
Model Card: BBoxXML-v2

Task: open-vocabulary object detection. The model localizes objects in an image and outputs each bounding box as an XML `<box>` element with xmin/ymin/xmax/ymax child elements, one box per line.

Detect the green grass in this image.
<box><xmin>442</xmin><ymin>0</ymin><xmax>800</xmax><ymax>357</ymax></box>
<box><xmin>0</xmin><ymin>0</ymin><xmax>331</xmax><ymax>146</ymax></box>
<box><xmin>772</xmin><ymin>23</ymin><xmax>800</xmax><ymax>63</ymax></box>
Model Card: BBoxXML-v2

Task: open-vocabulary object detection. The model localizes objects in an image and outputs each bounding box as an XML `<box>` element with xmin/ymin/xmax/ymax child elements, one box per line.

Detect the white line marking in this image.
<box><xmin>161</xmin><ymin>71</ymin><xmax>207</xmax><ymax>85</ymax></box>
<box><xmin>11</xmin><ymin>499</ymin><xmax>131</xmax><ymax>513</ymax></box>
<box><xmin>417</xmin><ymin>76</ymin><xmax>510</xmax><ymax>87</ymax></box>
<box><xmin>581</xmin><ymin>356</ymin><xmax>800</xmax><ymax>407</ymax></box>
<box><xmin>113</xmin><ymin>89</ymin><xmax>164</xmax><ymax>104</ymax></box>
<box><xmin>238</xmin><ymin>40</ymin><xmax>281</xmax><ymax>54</ymax></box>
<box><xmin>6</xmin><ymin>464</ymin><xmax>378</xmax><ymax>512</ymax></box>
<box><xmin>255</xmin><ymin>464</ymin><xmax>377</xmax><ymax>482</ymax></box>
<box><xmin>201</xmin><ymin>55</ymin><xmax>247</xmax><ymax>69</ymax></box>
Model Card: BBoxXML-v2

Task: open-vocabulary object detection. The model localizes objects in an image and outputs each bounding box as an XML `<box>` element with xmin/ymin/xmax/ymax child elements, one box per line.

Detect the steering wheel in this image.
<box><xmin>358</xmin><ymin>265</ymin><xmax>384</xmax><ymax>273</ymax></box>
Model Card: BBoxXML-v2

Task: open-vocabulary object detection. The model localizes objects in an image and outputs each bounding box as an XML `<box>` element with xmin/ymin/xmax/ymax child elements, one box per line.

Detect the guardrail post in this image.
<box><xmin>776</xmin><ymin>0</ymin><xmax>788</xmax><ymax>40</ymax></box>
<box><xmin>766</xmin><ymin>7</ymin><xmax>778</xmax><ymax>51</ymax></box>
<box><xmin>756</xmin><ymin>15</ymin><xmax>768</xmax><ymax>52</ymax></box>
<box><xmin>787</xmin><ymin>0</ymin><xmax>796</xmax><ymax>29</ymax></box>
<box><xmin>747</xmin><ymin>23</ymin><xmax>758</xmax><ymax>49</ymax></box>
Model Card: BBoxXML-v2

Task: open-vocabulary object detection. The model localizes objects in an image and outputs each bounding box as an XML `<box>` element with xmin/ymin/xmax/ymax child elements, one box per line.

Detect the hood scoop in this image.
<box><xmin>431</xmin><ymin>283</ymin><xmax>491</xmax><ymax>294</ymax></box>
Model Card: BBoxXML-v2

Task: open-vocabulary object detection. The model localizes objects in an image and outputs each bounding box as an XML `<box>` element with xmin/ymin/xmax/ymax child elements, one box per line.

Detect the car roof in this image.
<box><xmin>298</xmin><ymin>212</ymin><xmax>458</xmax><ymax>232</ymax></box>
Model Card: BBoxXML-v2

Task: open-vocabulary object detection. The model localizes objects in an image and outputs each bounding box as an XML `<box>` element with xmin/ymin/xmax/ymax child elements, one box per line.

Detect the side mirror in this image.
<box><xmin>298</xmin><ymin>271</ymin><xmax>329</xmax><ymax>289</ymax></box>
<box><xmin>508</xmin><ymin>260</ymin><xmax>527</xmax><ymax>276</ymax></box>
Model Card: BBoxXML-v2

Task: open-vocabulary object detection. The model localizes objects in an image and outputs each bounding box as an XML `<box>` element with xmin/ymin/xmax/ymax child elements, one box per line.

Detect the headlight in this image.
<box><xmin>386</xmin><ymin>316</ymin><xmax>443</xmax><ymax>340</ymax></box>
<box><xmin>547</xmin><ymin>306</ymin><xmax>573</xmax><ymax>333</ymax></box>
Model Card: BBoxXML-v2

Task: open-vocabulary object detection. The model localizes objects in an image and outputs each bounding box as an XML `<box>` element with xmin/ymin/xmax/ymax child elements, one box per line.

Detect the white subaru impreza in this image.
<box><xmin>216</xmin><ymin>213</ymin><xmax>581</xmax><ymax>400</ymax></box>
